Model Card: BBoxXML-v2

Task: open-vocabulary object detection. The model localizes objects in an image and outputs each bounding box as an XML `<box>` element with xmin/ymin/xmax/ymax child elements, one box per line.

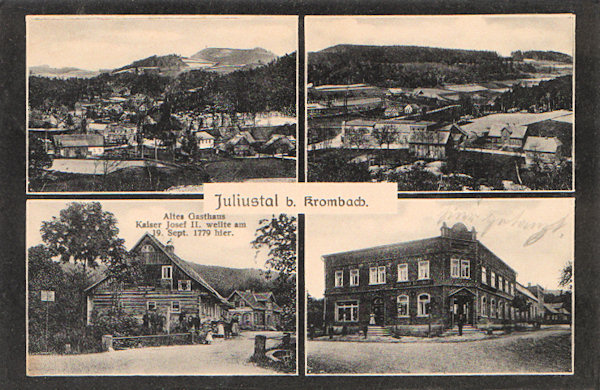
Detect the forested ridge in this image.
<box><xmin>308</xmin><ymin>45</ymin><xmax>540</xmax><ymax>87</ymax></box>
<box><xmin>29</xmin><ymin>52</ymin><xmax>296</xmax><ymax>115</ymax></box>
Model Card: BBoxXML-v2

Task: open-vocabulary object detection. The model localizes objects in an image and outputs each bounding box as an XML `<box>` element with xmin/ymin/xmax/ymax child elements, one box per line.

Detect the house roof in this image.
<box><xmin>409</xmin><ymin>130</ymin><xmax>452</xmax><ymax>145</ymax></box>
<box><xmin>488</xmin><ymin>123</ymin><xmax>528</xmax><ymax>139</ymax></box>
<box><xmin>523</xmin><ymin>136</ymin><xmax>562</xmax><ymax>153</ymax></box>
<box><xmin>345</xmin><ymin>119</ymin><xmax>377</xmax><ymax>127</ymax></box>
<box><xmin>543</xmin><ymin>303</ymin><xmax>560</xmax><ymax>314</ymax></box>
<box><xmin>54</xmin><ymin>134</ymin><xmax>104</xmax><ymax>148</ymax></box>
<box><xmin>515</xmin><ymin>283</ymin><xmax>538</xmax><ymax>302</ymax></box>
<box><xmin>195</xmin><ymin>131</ymin><xmax>215</xmax><ymax>140</ymax></box>
<box><xmin>85</xmin><ymin>233</ymin><xmax>231</xmax><ymax>307</ymax></box>
<box><xmin>227</xmin><ymin>290</ymin><xmax>282</xmax><ymax>312</ymax></box>
<box><xmin>460</xmin><ymin>111</ymin><xmax>573</xmax><ymax>137</ymax></box>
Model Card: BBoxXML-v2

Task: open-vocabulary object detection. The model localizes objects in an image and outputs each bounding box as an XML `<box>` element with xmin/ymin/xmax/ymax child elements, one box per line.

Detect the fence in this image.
<box><xmin>102</xmin><ymin>332</ymin><xmax>203</xmax><ymax>351</ymax></box>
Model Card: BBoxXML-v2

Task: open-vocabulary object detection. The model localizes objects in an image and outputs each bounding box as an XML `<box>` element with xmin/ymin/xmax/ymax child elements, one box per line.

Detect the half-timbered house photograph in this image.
<box><xmin>27</xmin><ymin>200</ymin><xmax>297</xmax><ymax>375</ymax></box>
<box><xmin>306</xmin><ymin>198</ymin><xmax>573</xmax><ymax>374</ymax></box>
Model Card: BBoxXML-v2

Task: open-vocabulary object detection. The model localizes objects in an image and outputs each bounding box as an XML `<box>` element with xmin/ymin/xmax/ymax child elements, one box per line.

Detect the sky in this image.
<box><xmin>306</xmin><ymin>15</ymin><xmax>575</xmax><ymax>57</ymax></box>
<box><xmin>306</xmin><ymin>198</ymin><xmax>574</xmax><ymax>298</ymax></box>
<box><xmin>27</xmin><ymin>200</ymin><xmax>282</xmax><ymax>270</ymax></box>
<box><xmin>27</xmin><ymin>15</ymin><xmax>297</xmax><ymax>70</ymax></box>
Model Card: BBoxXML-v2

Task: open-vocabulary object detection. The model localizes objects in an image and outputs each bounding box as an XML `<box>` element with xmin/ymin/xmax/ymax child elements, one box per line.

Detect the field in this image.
<box><xmin>30</xmin><ymin>156</ymin><xmax>296</xmax><ymax>192</ymax></box>
<box><xmin>205</xmin><ymin>157</ymin><xmax>296</xmax><ymax>182</ymax></box>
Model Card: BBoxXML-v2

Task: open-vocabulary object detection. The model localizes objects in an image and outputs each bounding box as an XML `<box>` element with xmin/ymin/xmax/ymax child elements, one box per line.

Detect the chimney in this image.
<box><xmin>165</xmin><ymin>239</ymin><xmax>175</xmax><ymax>254</ymax></box>
<box><xmin>440</xmin><ymin>222</ymin><xmax>449</xmax><ymax>237</ymax></box>
<box><xmin>471</xmin><ymin>226</ymin><xmax>477</xmax><ymax>240</ymax></box>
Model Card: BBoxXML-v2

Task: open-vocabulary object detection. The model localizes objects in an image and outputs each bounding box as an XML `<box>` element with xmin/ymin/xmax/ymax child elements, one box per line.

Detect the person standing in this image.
<box><xmin>458</xmin><ymin>313</ymin><xmax>465</xmax><ymax>336</ymax></box>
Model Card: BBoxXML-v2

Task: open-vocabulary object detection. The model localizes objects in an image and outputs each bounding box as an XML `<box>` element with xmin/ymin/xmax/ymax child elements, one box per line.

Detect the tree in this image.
<box><xmin>40</xmin><ymin>202</ymin><xmax>126</xmax><ymax>273</ymax></box>
<box><xmin>308</xmin><ymin>150</ymin><xmax>372</xmax><ymax>182</ymax></box>
<box><xmin>251</xmin><ymin>214</ymin><xmax>297</xmax><ymax>331</ymax></box>
<box><xmin>371</xmin><ymin>124</ymin><xmax>397</xmax><ymax>164</ymax></box>
<box><xmin>558</xmin><ymin>261</ymin><xmax>572</xmax><ymax>290</ymax></box>
<box><xmin>28</xmin><ymin>136</ymin><xmax>53</xmax><ymax>189</ymax></box>
<box><xmin>345</xmin><ymin>127</ymin><xmax>369</xmax><ymax>149</ymax></box>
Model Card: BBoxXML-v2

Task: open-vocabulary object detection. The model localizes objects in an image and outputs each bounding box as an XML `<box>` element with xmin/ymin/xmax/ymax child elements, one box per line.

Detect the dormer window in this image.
<box><xmin>162</xmin><ymin>265</ymin><xmax>172</xmax><ymax>279</ymax></box>
<box><xmin>141</xmin><ymin>244</ymin><xmax>154</xmax><ymax>253</ymax></box>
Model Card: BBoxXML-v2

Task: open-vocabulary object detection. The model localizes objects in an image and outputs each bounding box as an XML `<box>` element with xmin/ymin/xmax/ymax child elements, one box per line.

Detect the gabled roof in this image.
<box><xmin>515</xmin><ymin>283</ymin><xmax>538</xmax><ymax>302</ymax></box>
<box><xmin>227</xmin><ymin>290</ymin><xmax>282</xmax><ymax>312</ymax></box>
<box><xmin>488</xmin><ymin>123</ymin><xmax>528</xmax><ymax>139</ymax></box>
<box><xmin>523</xmin><ymin>136</ymin><xmax>562</xmax><ymax>153</ymax></box>
<box><xmin>86</xmin><ymin>233</ymin><xmax>231</xmax><ymax>307</ymax></box>
<box><xmin>54</xmin><ymin>134</ymin><xmax>104</xmax><ymax>147</ymax></box>
<box><xmin>345</xmin><ymin>119</ymin><xmax>377</xmax><ymax>127</ymax></box>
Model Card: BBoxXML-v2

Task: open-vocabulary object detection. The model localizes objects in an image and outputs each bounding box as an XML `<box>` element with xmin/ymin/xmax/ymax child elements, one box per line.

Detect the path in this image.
<box><xmin>28</xmin><ymin>331</ymin><xmax>285</xmax><ymax>376</ymax></box>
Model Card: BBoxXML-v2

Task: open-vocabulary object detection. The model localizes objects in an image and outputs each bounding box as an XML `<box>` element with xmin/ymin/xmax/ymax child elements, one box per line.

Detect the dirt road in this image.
<box><xmin>307</xmin><ymin>327</ymin><xmax>572</xmax><ymax>374</ymax></box>
<box><xmin>28</xmin><ymin>331</ymin><xmax>286</xmax><ymax>376</ymax></box>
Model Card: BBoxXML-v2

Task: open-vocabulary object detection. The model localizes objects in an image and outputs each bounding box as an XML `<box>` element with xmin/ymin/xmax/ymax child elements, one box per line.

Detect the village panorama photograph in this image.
<box><xmin>27</xmin><ymin>15</ymin><xmax>297</xmax><ymax>193</ymax></box>
<box><xmin>306</xmin><ymin>198</ymin><xmax>573</xmax><ymax>374</ymax></box>
<box><xmin>26</xmin><ymin>200</ymin><xmax>297</xmax><ymax>375</ymax></box>
<box><xmin>306</xmin><ymin>15</ymin><xmax>574</xmax><ymax>191</ymax></box>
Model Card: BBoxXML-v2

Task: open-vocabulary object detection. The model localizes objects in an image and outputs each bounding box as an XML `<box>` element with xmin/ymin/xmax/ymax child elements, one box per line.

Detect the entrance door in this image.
<box><xmin>452</xmin><ymin>295</ymin><xmax>474</xmax><ymax>325</ymax></box>
<box><xmin>373</xmin><ymin>298</ymin><xmax>384</xmax><ymax>326</ymax></box>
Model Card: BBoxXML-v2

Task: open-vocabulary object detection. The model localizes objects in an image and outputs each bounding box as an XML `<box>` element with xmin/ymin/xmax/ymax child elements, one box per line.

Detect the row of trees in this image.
<box><xmin>494</xmin><ymin>75</ymin><xmax>573</xmax><ymax>112</ymax></box>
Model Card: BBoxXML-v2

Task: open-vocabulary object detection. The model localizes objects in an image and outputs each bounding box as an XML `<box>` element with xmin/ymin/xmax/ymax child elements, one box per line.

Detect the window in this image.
<box><xmin>499</xmin><ymin>301</ymin><xmax>504</xmax><ymax>319</ymax></box>
<box><xmin>141</xmin><ymin>244</ymin><xmax>154</xmax><ymax>253</ymax></box>
<box><xmin>481</xmin><ymin>296</ymin><xmax>487</xmax><ymax>316</ymax></box>
<box><xmin>490</xmin><ymin>299</ymin><xmax>496</xmax><ymax>318</ymax></box>
<box><xmin>498</xmin><ymin>276</ymin><xmax>503</xmax><ymax>292</ymax></box>
<box><xmin>335</xmin><ymin>301</ymin><xmax>358</xmax><ymax>322</ymax></box>
<box><xmin>460</xmin><ymin>260</ymin><xmax>470</xmax><ymax>278</ymax></box>
<box><xmin>418</xmin><ymin>261</ymin><xmax>430</xmax><ymax>280</ymax></box>
<box><xmin>239</xmin><ymin>300</ymin><xmax>245</xmax><ymax>308</ymax></box>
<box><xmin>481</xmin><ymin>266</ymin><xmax>487</xmax><ymax>284</ymax></box>
<box><xmin>451</xmin><ymin>258</ymin><xmax>460</xmax><ymax>278</ymax></box>
<box><xmin>369</xmin><ymin>266</ymin><xmax>386</xmax><ymax>285</ymax></box>
<box><xmin>397</xmin><ymin>295</ymin><xmax>409</xmax><ymax>317</ymax></box>
<box><xmin>335</xmin><ymin>270</ymin><xmax>343</xmax><ymax>287</ymax></box>
<box><xmin>171</xmin><ymin>301</ymin><xmax>180</xmax><ymax>312</ymax></box>
<box><xmin>417</xmin><ymin>294</ymin><xmax>430</xmax><ymax>316</ymax></box>
<box><xmin>491</xmin><ymin>271</ymin><xmax>496</xmax><ymax>288</ymax></box>
<box><xmin>350</xmin><ymin>269</ymin><xmax>359</xmax><ymax>286</ymax></box>
<box><xmin>162</xmin><ymin>265</ymin><xmax>172</xmax><ymax>279</ymax></box>
<box><xmin>397</xmin><ymin>264</ymin><xmax>408</xmax><ymax>282</ymax></box>
<box><xmin>178</xmin><ymin>280</ymin><xmax>191</xmax><ymax>291</ymax></box>
<box><xmin>147</xmin><ymin>301</ymin><xmax>156</xmax><ymax>311</ymax></box>
<box><xmin>505</xmin><ymin>281</ymin><xmax>509</xmax><ymax>294</ymax></box>
<box><xmin>510</xmin><ymin>283</ymin><xmax>514</xmax><ymax>296</ymax></box>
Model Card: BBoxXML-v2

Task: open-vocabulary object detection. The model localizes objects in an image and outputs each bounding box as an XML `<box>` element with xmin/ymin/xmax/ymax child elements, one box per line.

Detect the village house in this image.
<box><xmin>322</xmin><ymin>222</ymin><xmax>523</xmax><ymax>335</ymax></box>
<box><xmin>523</xmin><ymin>136</ymin><xmax>563</xmax><ymax>165</ymax></box>
<box><xmin>85</xmin><ymin>233</ymin><xmax>232</xmax><ymax>331</ymax></box>
<box><xmin>408</xmin><ymin>123</ymin><xmax>464</xmax><ymax>160</ymax></box>
<box><xmin>514</xmin><ymin>283</ymin><xmax>542</xmax><ymax>322</ymax></box>
<box><xmin>227</xmin><ymin>290</ymin><xmax>282</xmax><ymax>330</ymax></box>
<box><xmin>53</xmin><ymin>134</ymin><xmax>105</xmax><ymax>158</ymax></box>
<box><xmin>194</xmin><ymin>131</ymin><xmax>215</xmax><ymax>149</ymax></box>
<box><xmin>486</xmin><ymin>123</ymin><xmax>528</xmax><ymax>150</ymax></box>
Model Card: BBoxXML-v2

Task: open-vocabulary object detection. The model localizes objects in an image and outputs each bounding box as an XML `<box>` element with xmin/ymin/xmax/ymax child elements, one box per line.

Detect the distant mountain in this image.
<box><xmin>308</xmin><ymin>44</ymin><xmax>534</xmax><ymax>88</ymax></box>
<box><xmin>514</xmin><ymin>50</ymin><xmax>573</xmax><ymax>64</ymax></box>
<box><xmin>112</xmin><ymin>54</ymin><xmax>188</xmax><ymax>74</ymax></box>
<box><xmin>191</xmin><ymin>47</ymin><xmax>277</xmax><ymax>67</ymax></box>
<box><xmin>311</xmin><ymin>44</ymin><xmax>501</xmax><ymax>64</ymax></box>
<box><xmin>182</xmin><ymin>261</ymin><xmax>278</xmax><ymax>298</ymax></box>
<box><xmin>30</xmin><ymin>65</ymin><xmax>100</xmax><ymax>79</ymax></box>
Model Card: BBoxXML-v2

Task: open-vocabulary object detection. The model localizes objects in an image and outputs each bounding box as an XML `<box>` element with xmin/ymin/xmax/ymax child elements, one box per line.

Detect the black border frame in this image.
<box><xmin>2</xmin><ymin>1</ymin><xmax>599</xmax><ymax>388</ymax></box>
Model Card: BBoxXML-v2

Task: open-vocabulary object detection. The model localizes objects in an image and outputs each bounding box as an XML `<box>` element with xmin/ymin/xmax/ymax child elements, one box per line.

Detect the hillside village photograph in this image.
<box><xmin>27</xmin><ymin>200</ymin><xmax>297</xmax><ymax>375</ymax></box>
<box><xmin>306</xmin><ymin>199</ymin><xmax>573</xmax><ymax>374</ymax></box>
<box><xmin>306</xmin><ymin>15</ymin><xmax>574</xmax><ymax>191</ymax></box>
<box><xmin>27</xmin><ymin>15</ymin><xmax>297</xmax><ymax>193</ymax></box>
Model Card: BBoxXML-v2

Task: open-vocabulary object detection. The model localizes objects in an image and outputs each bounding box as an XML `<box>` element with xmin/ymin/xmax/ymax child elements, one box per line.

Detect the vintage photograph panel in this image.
<box><xmin>26</xmin><ymin>200</ymin><xmax>297</xmax><ymax>375</ymax></box>
<box><xmin>306</xmin><ymin>15</ymin><xmax>574</xmax><ymax>192</ymax></box>
<box><xmin>306</xmin><ymin>198</ymin><xmax>573</xmax><ymax>374</ymax></box>
<box><xmin>27</xmin><ymin>15</ymin><xmax>297</xmax><ymax>193</ymax></box>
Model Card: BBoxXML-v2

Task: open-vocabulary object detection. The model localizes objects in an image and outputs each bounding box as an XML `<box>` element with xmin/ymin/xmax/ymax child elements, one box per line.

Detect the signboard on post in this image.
<box><xmin>41</xmin><ymin>290</ymin><xmax>55</xmax><ymax>302</ymax></box>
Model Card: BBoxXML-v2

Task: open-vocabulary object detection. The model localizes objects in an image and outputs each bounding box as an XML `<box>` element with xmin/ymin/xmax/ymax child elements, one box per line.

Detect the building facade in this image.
<box><xmin>85</xmin><ymin>233</ymin><xmax>232</xmax><ymax>330</ymax></box>
<box><xmin>227</xmin><ymin>290</ymin><xmax>282</xmax><ymax>330</ymax></box>
<box><xmin>323</xmin><ymin>223</ymin><xmax>518</xmax><ymax>332</ymax></box>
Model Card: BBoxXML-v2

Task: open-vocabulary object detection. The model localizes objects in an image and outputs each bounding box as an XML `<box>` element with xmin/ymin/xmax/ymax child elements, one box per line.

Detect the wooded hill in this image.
<box><xmin>28</xmin><ymin>52</ymin><xmax>296</xmax><ymax>115</ymax></box>
<box><xmin>512</xmin><ymin>50</ymin><xmax>573</xmax><ymax>63</ymax></box>
<box><xmin>308</xmin><ymin>44</ymin><xmax>539</xmax><ymax>88</ymax></box>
